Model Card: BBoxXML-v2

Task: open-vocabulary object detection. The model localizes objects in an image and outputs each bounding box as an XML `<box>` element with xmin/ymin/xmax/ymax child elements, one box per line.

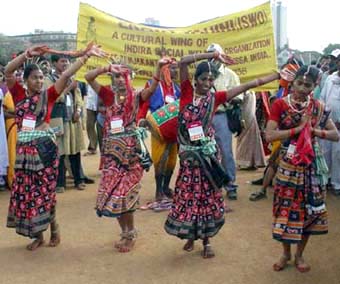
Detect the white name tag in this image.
<box><xmin>110</xmin><ymin>116</ymin><xmax>124</xmax><ymax>134</ymax></box>
<box><xmin>286</xmin><ymin>143</ymin><xmax>296</xmax><ymax>159</ymax></box>
<box><xmin>165</xmin><ymin>95</ymin><xmax>175</xmax><ymax>104</ymax></box>
<box><xmin>22</xmin><ymin>114</ymin><xmax>36</xmax><ymax>131</ymax></box>
<box><xmin>188</xmin><ymin>122</ymin><xmax>205</xmax><ymax>141</ymax></box>
<box><xmin>66</xmin><ymin>95</ymin><xmax>72</xmax><ymax>107</ymax></box>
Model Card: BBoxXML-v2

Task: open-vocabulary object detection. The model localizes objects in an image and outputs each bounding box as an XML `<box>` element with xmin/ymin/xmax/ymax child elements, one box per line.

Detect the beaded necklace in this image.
<box><xmin>287</xmin><ymin>94</ymin><xmax>310</xmax><ymax>114</ymax></box>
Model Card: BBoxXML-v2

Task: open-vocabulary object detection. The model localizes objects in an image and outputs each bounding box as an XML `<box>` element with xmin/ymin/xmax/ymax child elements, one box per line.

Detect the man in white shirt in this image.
<box><xmin>85</xmin><ymin>85</ymin><xmax>99</xmax><ymax>155</ymax></box>
<box><xmin>207</xmin><ymin>43</ymin><xmax>241</xmax><ymax>200</ymax></box>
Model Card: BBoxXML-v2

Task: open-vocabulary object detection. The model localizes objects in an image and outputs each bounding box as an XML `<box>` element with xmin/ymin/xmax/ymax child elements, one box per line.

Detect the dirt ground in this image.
<box><xmin>1</xmin><ymin>138</ymin><xmax>340</xmax><ymax>284</ymax></box>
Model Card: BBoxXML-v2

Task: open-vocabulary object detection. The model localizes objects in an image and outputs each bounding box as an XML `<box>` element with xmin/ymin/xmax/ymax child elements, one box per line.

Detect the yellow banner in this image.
<box><xmin>76</xmin><ymin>2</ymin><xmax>278</xmax><ymax>90</ymax></box>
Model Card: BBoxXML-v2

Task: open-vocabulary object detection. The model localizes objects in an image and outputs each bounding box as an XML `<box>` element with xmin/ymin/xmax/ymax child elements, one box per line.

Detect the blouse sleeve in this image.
<box><xmin>8</xmin><ymin>81</ymin><xmax>25</xmax><ymax>105</ymax></box>
<box><xmin>214</xmin><ymin>91</ymin><xmax>227</xmax><ymax>109</ymax></box>
<box><xmin>268</xmin><ymin>99</ymin><xmax>283</xmax><ymax>122</ymax></box>
<box><xmin>47</xmin><ymin>85</ymin><xmax>59</xmax><ymax>103</ymax></box>
<box><xmin>179</xmin><ymin>79</ymin><xmax>193</xmax><ymax>111</ymax></box>
<box><xmin>98</xmin><ymin>85</ymin><xmax>115</xmax><ymax>106</ymax></box>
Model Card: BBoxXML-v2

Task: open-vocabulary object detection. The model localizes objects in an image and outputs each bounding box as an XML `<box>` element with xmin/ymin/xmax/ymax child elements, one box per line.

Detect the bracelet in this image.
<box><xmin>25</xmin><ymin>50</ymin><xmax>33</xmax><ymax>59</ymax></box>
<box><xmin>153</xmin><ymin>75</ymin><xmax>160</xmax><ymax>82</ymax></box>
<box><xmin>290</xmin><ymin>128</ymin><xmax>295</xmax><ymax>138</ymax></box>
<box><xmin>193</xmin><ymin>54</ymin><xmax>197</xmax><ymax>62</ymax></box>
<box><xmin>321</xmin><ymin>130</ymin><xmax>326</xmax><ymax>139</ymax></box>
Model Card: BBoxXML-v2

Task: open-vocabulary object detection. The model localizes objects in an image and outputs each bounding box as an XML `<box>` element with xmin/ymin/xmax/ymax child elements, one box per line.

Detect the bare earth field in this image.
<box><xmin>1</xmin><ymin>138</ymin><xmax>340</xmax><ymax>284</ymax></box>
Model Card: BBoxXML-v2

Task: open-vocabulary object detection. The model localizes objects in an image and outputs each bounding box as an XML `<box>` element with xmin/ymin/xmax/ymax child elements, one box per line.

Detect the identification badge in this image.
<box><xmin>22</xmin><ymin>114</ymin><xmax>36</xmax><ymax>131</ymax></box>
<box><xmin>66</xmin><ymin>95</ymin><xmax>72</xmax><ymax>107</ymax></box>
<box><xmin>286</xmin><ymin>143</ymin><xmax>296</xmax><ymax>160</ymax></box>
<box><xmin>188</xmin><ymin>122</ymin><xmax>205</xmax><ymax>141</ymax></box>
<box><xmin>110</xmin><ymin>116</ymin><xmax>124</xmax><ymax>134</ymax></box>
<box><xmin>165</xmin><ymin>95</ymin><xmax>175</xmax><ymax>104</ymax></box>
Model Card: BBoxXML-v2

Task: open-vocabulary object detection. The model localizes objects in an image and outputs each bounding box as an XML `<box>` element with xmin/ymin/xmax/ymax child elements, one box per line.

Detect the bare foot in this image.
<box><xmin>295</xmin><ymin>255</ymin><xmax>311</xmax><ymax>273</ymax></box>
<box><xmin>114</xmin><ymin>232</ymin><xmax>127</xmax><ymax>249</ymax></box>
<box><xmin>273</xmin><ymin>254</ymin><xmax>291</xmax><ymax>271</ymax></box>
<box><xmin>183</xmin><ymin>240</ymin><xmax>194</xmax><ymax>252</ymax></box>
<box><xmin>49</xmin><ymin>224</ymin><xmax>61</xmax><ymax>247</ymax></box>
<box><xmin>201</xmin><ymin>244</ymin><xmax>215</xmax><ymax>259</ymax></box>
<box><xmin>27</xmin><ymin>238</ymin><xmax>44</xmax><ymax>251</ymax></box>
<box><xmin>118</xmin><ymin>229</ymin><xmax>137</xmax><ymax>253</ymax></box>
<box><xmin>118</xmin><ymin>238</ymin><xmax>136</xmax><ymax>253</ymax></box>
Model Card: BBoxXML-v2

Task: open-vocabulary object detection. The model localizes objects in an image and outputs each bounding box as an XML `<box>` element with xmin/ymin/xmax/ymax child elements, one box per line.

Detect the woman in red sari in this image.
<box><xmin>266</xmin><ymin>65</ymin><xmax>339</xmax><ymax>272</ymax></box>
<box><xmin>164</xmin><ymin>51</ymin><xmax>279</xmax><ymax>258</ymax></box>
<box><xmin>5</xmin><ymin>44</ymin><xmax>104</xmax><ymax>251</ymax></box>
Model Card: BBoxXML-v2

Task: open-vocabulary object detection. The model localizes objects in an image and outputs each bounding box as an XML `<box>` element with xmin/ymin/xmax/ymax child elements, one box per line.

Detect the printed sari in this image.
<box><xmin>271</xmin><ymin>97</ymin><xmax>328</xmax><ymax>243</ymax></box>
<box><xmin>165</xmin><ymin>80</ymin><xmax>225</xmax><ymax>240</ymax></box>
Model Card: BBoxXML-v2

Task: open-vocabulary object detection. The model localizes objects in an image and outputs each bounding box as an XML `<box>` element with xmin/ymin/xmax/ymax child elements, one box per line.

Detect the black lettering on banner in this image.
<box><xmin>154</xmin><ymin>48</ymin><xmax>184</xmax><ymax>58</ymax></box>
<box><xmin>233</xmin><ymin>67</ymin><xmax>247</xmax><ymax>76</ymax></box>
<box><xmin>124</xmin><ymin>44</ymin><xmax>152</xmax><ymax>55</ymax></box>
<box><xmin>196</xmin><ymin>38</ymin><xmax>208</xmax><ymax>47</ymax></box>
<box><xmin>225</xmin><ymin>38</ymin><xmax>271</xmax><ymax>55</ymax></box>
<box><xmin>170</xmin><ymin>37</ymin><xmax>193</xmax><ymax>46</ymax></box>
<box><xmin>249</xmin><ymin>51</ymin><xmax>269</xmax><ymax>62</ymax></box>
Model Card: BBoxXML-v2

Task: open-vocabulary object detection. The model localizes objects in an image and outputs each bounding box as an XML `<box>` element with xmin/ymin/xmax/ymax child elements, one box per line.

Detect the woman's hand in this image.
<box><xmin>84</xmin><ymin>43</ymin><xmax>107</xmax><ymax>58</ymax></box>
<box><xmin>25</xmin><ymin>45</ymin><xmax>49</xmax><ymax>57</ymax></box>
<box><xmin>214</xmin><ymin>51</ymin><xmax>236</xmax><ymax>65</ymax></box>
<box><xmin>158</xmin><ymin>57</ymin><xmax>176</xmax><ymax>68</ymax></box>
<box><xmin>279</xmin><ymin>65</ymin><xmax>296</xmax><ymax>82</ymax></box>
<box><xmin>297</xmin><ymin>114</ymin><xmax>311</xmax><ymax>132</ymax></box>
<box><xmin>107</xmin><ymin>64</ymin><xmax>130</xmax><ymax>74</ymax></box>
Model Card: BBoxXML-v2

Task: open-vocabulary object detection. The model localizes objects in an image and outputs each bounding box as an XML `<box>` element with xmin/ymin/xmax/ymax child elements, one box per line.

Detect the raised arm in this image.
<box><xmin>179</xmin><ymin>52</ymin><xmax>220</xmax><ymax>83</ymax></box>
<box><xmin>55</xmin><ymin>44</ymin><xmax>106</xmax><ymax>95</ymax></box>
<box><xmin>84</xmin><ymin>65</ymin><xmax>109</xmax><ymax>94</ymax></box>
<box><xmin>226</xmin><ymin>73</ymin><xmax>280</xmax><ymax>102</ymax></box>
<box><xmin>4</xmin><ymin>45</ymin><xmax>48</xmax><ymax>88</ymax></box>
<box><xmin>140</xmin><ymin>58</ymin><xmax>176</xmax><ymax>101</ymax></box>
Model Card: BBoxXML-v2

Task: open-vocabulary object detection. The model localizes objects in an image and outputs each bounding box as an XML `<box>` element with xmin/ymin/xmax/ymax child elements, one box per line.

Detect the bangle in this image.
<box><xmin>153</xmin><ymin>75</ymin><xmax>160</xmax><ymax>82</ymax></box>
<box><xmin>25</xmin><ymin>50</ymin><xmax>33</xmax><ymax>59</ymax></box>
<box><xmin>290</xmin><ymin>128</ymin><xmax>295</xmax><ymax>138</ymax></box>
<box><xmin>321</xmin><ymin>130</ymin><xmax>326</xmax><ymax>139</ymax></box>
<box><xmin>193</xmin><ymin>54</ymin><xmax>197</xmax><ymax>62</ymax></box>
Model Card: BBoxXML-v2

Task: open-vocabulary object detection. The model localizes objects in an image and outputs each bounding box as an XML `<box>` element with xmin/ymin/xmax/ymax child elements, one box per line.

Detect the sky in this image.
<box><xmin>0</xmin><ymin>0</ymin><xmax>338</xmax><ymax>53</ymax></box>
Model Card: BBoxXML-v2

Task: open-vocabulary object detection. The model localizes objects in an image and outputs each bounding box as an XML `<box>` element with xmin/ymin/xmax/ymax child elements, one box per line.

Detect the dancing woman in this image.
<box><xmin>85</xmin><ymin>58</ymin><xmax>171</xmax><ymax>253</ymax></box>
<box><xmin>5</xmin><ymin>44</ymin><xmax>105</xmax><ymax>250</ymax></box>
<box><xmin>164</xmin><ymin>51</ymin><xmax>279</xmax><ymax>258</ymax></box>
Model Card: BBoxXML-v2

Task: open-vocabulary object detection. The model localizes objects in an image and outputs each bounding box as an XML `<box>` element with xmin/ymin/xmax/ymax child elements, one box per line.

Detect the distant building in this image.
<box><xmin>144</xmin><ymin>18</ymin><xmax>160</xmax><ymax>27</ymax></box>
<box><xmin>7</xmin><ymin>30</ymin><xmax>76</xmax><ymax>51</ymax></box>
<box><xmin>271</xmin><ymin>0</ymin><xmax>288</xmax><ymax>53</ymax></box>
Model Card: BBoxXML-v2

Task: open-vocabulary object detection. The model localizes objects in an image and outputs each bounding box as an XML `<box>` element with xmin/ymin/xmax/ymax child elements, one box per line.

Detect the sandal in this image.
<box><xmin>295</xmin><ymin>255</ymin><xmax>311</xmax><ymax>273</ymax></box>
<box><xmin>273</xmin><ymin>254</ymin><xmax>291</xmax><ymax>271</ymax></box>
<box><xmin>49</xmin><ymin>223</ymin><xmax>61</xmax><ymax>247</ymax></box>
<box><xmin>84</xmin><ymin>150</ymin><xmax>97</xmax><ymax>156</ymax></box>
<box><xmin>118</xmin><ymin>229</ymin><xmax>137</xmax><ymax>253</ymax></box>
<box><xmin>139</xmin><ymin>201</ymin><xmax>160</xmax><ymax>210</ymax></box>
<box><xmin>249</xmin><ymin>189</ymin><xmax>267</xmax><ymax>201</ymax></box>
<box><xmin>153</xmin><ymin>199</ymin><xmax>172</xmax><ymax>212</ymax></box>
